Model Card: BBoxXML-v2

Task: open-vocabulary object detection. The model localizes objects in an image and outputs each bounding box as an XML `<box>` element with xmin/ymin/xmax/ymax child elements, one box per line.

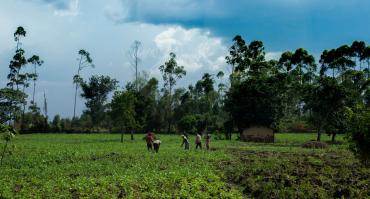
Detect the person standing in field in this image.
<box><xmin>145</xmin><ymin>132</ymin><xmax>154</xmax><ymax>151</ymax></box>
<box><xmin>181</xmin><ymin>134</ymin><xmax>190</xmax><ymax>150</ymax></box>
<box><xmin>153</xmin><ymin>139</ymin><xmax>161</xmax><ymax>153</ymax></box>
<box><xmin>205</xmin><ymin>134</ymin><xmax>211</xmax><ymax>150</ymax></box>
<box><xmin>195</xmin><ymin>133</ymin><xmax>202</xmax><ymax>150</ymax></box>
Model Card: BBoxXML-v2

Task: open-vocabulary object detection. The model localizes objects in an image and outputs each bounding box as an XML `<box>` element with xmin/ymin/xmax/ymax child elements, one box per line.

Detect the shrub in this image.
<box><xmin>345</xmin><ymin>105</ymin><xmax>370</xmax><ymax>166</ymax></box>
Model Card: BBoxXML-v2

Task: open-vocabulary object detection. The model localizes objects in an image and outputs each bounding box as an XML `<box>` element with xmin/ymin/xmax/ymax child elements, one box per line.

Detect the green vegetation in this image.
<box><xmin>1</xmin><ymin>133</ymin><xmax>369</xmax><ymax>198</ymax></box>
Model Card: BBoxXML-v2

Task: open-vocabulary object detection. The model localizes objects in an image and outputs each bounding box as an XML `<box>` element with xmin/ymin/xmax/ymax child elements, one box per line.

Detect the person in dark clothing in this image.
<box><xmin>145</xmin><ymin>132</ymin><xmax>154</xmax><ymax>151</ymax></box>
<box><xmin>153</xmin><ymin>140</ymin><xmax>161</xmax><ymax>153</ymax></box>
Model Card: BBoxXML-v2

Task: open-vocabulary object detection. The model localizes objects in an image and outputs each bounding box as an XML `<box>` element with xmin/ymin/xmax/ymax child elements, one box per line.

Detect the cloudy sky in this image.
<box><xmin>1</xmin><ymin>0</ymin><xmax>370</xmax><ymax>118</ymax></box>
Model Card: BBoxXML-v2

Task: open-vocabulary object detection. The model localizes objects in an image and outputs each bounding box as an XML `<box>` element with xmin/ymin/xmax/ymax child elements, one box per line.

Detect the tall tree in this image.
<box><xmin>80</xmin><ymin>75</ymin><xmax>118</xmax><ymax>128</ymax></box>
<box><xmin>7</xmin><ymin>27</ymin><xmax>28</xmax><ymax>91</ymax></box>
<box><xmin>351</xmin><ymin>41</ymin><xmax>366</xmax><ymax>70</ymax></box>
<box><xmin>361</xmin><ymin>46</ymin><xmax>370</xmax><ymax>78</ymax></box>
<box><xmin>6</xmin><ymin>27</ymin><xmax>29</xmax><ymax>127</ymax></box>
<box><xmin>278</xmin><ymin>48</ymin><xmax>316</xmax><ymax>119</ymax></box>
<box><xmin>73</xmin><ymin>49</ymin><xmax>94</xmax><ymax>119</ymax></box>
<box><xmin>279</xmin><ymin>48</ymin><xmax>316</xmax><ymax>84</ymax></box>
<box><xmin>225</xmin><ymin>35</ymin><xmax>248</xmax><ymax>78</ymax></box>
<box><xmin>27</xmin><ymin>55</ymin><xmax>44</xmax><ymax>104</ymax></box>
<box><xmin>159</xmin><ymin>52</ymin><xmax>186</xmax><ymax>133</ymax></box>
<box><xmin>129</xmin><ymin>40</ymin><xmax>142</xmax><ymax>92</ymax></box>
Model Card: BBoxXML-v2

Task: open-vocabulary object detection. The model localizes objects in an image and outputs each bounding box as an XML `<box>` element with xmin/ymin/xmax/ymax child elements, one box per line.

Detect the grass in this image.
<box><xmin>0</xmin><ymin>133</ymin><xmax>369</xmax><ymax>198</ymax></box>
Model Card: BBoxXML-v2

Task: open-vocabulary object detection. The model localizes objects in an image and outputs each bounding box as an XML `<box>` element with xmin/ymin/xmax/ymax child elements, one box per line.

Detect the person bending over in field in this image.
<box><xmin>181</xmin><ymin>134</ymin><xmax>189</xmax><ymax>150</ymax></box>
<box><xmin>195</xmin><ymin>133</ymin><xmax>202</xmax><ymax>150</ymax></box>
<box><xmin>145</xmin><ymin>132</ymin><xmax>154</xmax><ymax>151</ymax></box>
<box><xmin>153</xmin><ymin>139</ymin><xmax>161</xmax><ymax>153</ymax></box>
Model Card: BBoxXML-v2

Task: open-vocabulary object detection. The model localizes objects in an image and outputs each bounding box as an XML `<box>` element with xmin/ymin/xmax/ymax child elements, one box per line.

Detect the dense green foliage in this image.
<box><xmin>80</xmin><ymin>75</ymin><xmax>118</xmax><ymax>128</ymax></box>
<box><xmin>345</xmin><ymin>105</ymin><xmax>370</xmax><ymax>165</ymax></box>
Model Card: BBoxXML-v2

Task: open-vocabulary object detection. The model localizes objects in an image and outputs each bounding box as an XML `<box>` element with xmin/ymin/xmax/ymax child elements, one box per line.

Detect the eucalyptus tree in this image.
<box><xmin>361</xmin><ymin>46</ymin><xmax>370</xmax><ymax>78</ymax></box>
<box><xmin>225</xmin><ymin>35</ymin><xmax>267</xmax><ymax>82</ymax></box>
<box><xmin>129</xmin><ymin>40</ymin><xmax>142</xmax><ymax>91</ymax></box>
<box><xmin>225</xmin><ymin>35</ymin><xmax>247</xmax><ymax>77</ymax></box>
<box><xmin>334</xmin><ymin>45</ymin><xmax>356</xmax><ymax>80</ymax></box>
<box><xmin>351</xmin><ymin>41</ymin><xmax>366</xmax><ymax>70</ymax></box>
<box><xmin>215</xmin><ymin>71</ymin><xmax>227</xmax><ymax>103</ymax></box>
<box><xmin>27</xmin><ymin>55</ymin><xmax>44</xmax><ymax>104</ymax></box>
<box><xmin>159</xmin><ymin>52</ymin><xmax>186</xmax><ymax>133</ymax></box>
<box><xmin>319</xmin><ymin>49</ymin><xmax>336</xmax><ymax>77</ymax></box>
<box><xmin>73</xmin><ymin>49</ymin><xmax>94</xmax><ymax>119</ymax></box>
<box><xmin>279</xmin><ymin>48</ymin><xmax>316</xmax><ymax>84</ymax></box>
<box><xmin>7</xmin><ymin>27</ymin><xmax>28</xmax><ymax>91</ymax></box>
<box><xmin>278</xmin><ymin>48</ymin><xmax>316</xmax><ymax>118</ymax></box>
<box><xmin>6</xmin><ymin>27</ymin><xmax>29</xmax><ymax>127</ymax></box>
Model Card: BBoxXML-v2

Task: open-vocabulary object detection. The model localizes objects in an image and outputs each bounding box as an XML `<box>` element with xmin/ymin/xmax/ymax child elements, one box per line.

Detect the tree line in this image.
<box><xmin>1</xmin><ymin>27</ymin><xmax>370</xmax><ymax>163</ymax></box>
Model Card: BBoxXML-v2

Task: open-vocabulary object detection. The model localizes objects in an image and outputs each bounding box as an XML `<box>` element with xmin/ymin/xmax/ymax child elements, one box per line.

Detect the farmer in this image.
<box><xmin>153</xmin><ymin>139</ymin><xmax>161</xmax><ymax>153</ymax></box>
<box><xmin>145</xmin><ymin>132</ymin><xmax>154</xmax><ymax>151</ymax></box>
<box><xmin>181</xmin><ymin>134</ymin><xmax>190</xmax><ymax>150</ymax></box>
<box><xmin>205</xmin><ymin>134</ymin><xmax>211</xmax><ymax>150</ymax></box>
<box><xmin>195</xmin><ymin>133</ymin><xmax>202</xmax><ymax>150</ymax></box>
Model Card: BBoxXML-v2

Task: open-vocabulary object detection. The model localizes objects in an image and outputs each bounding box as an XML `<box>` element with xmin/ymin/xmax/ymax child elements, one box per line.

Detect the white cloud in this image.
<box><xmin>52</xmin><ymin>0</ymin><xmax>79</xmax><ymax>16</ymax></box>
<box><xmin>153</xmin><ymin>26</ymin><xmax>228</xmax><ymax>73</ymax></box>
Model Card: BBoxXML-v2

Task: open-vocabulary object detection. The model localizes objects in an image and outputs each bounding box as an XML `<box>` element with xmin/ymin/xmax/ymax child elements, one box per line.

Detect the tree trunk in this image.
<box><xmin>167</xmin><ymin>84</ymin><xmax>172</xmax><ymax>134</ymax></box>
<box><xmin>73</xmin><ymin>82</ymin><xmax>78</xmax><ymax>119</ymax></box>
<box><xmin>32</xmin><ymin>80</ymin><xmax>36</xmax><ymax>103</ymax></box>
<box><xmin>135</xmin><ymin>57</ymin><xmax>138</xmax><ymax>92</ymax></box>
<box><xmin>32</xmin><ymin>65</ymin><xmax>37</xmax><ymax>103</ymax></box>
<box><xmin>167</xmin><ymin>121</ymin><xmax>171</xmax><ymax>134</ymax></box>
<box><xmin>131</xmin><ymin>129</ymin><xmax>134</xmax><ymax>140</ymax></box>
<box><xmin>316</xmin><ymin>126</ymin><xmax>321</xmax><ymax>142</ymax></box>
<box><xmin>121</xmin><ymin>128</ymin><xmax>124</xmax><ymax>143</ymax></box>
<box><xmin>21</xmin><ymin>86</ymin><xmax>26</xmax><ymax>131</ymax></box>
<box><xmin>331</xmin><ymin>133</ymin><xmax>336</xmax><ymax>143</ymax></box>
<box><xmin>368</xmin><ymin>61</ymin><xmax>370</xmax><ymax>79</ymax></box>
<box><xmin>73</xmin><ymin>57</ymin><xmax>82</xmax><ymax>119</ymax></box>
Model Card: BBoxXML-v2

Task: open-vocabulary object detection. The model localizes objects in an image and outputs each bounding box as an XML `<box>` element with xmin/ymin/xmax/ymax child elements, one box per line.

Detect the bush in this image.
<box><xmin>278</xmin><ymin>118</ymin><xmax>315</xmax><ymax>133</ymax></box>
<box><xmin>345</xmin><ymin>105</ymin><xmax>370</xmax><ymax>166</ymax></box>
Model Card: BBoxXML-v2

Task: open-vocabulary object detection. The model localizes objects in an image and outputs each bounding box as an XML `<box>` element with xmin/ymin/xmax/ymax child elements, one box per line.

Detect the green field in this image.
<box><xmin>1</xmin><ymin>133</ymin><xmax>369</xmax><ymax>198</ymax></box>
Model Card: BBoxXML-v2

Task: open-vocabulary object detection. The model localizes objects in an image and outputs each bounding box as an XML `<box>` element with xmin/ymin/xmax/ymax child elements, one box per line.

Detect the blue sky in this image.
<box><xmin>1</xmin><ymin>0</ymin><xmax>370</xmax><ymax>118</ymax></box>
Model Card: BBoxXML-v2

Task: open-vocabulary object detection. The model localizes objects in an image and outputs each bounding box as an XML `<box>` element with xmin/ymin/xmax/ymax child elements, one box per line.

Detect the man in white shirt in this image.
<box><xmin>195</xmin><ymin>134</ymin><xmax>202</xmax><ymax>149</ymax></box>
<box><xmin>153</xmin><ymin>140</ymin><xmax>161</xmax><ymax>153</ymax></box>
